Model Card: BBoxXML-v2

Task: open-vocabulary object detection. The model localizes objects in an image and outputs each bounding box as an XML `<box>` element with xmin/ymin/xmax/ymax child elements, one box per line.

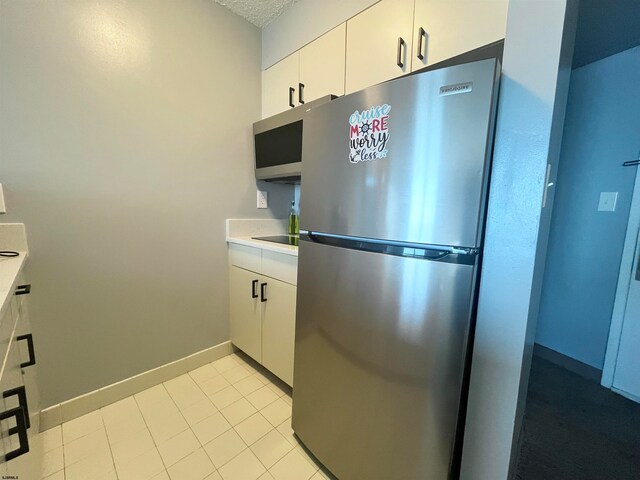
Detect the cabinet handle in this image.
<box><xmin>16</xmin><ymin>334</ymin><xmax>36</xmax><ymax>368</ymax></box>
<box><xmin>0</xmin><ymin>406</ymin><xmax>29</xmax><ymax>460</ymax></box>
<box><xmin>289</xmin><ymin>87</ymin><xmax>295</xmax><ymax>108</ymax></box>
<box><xmin>3</xmin><ymin>386</ymin><xmax>30</xmax><ymax>429</ymax></box>
<box><xmin>417</xmin><ymin>27</ymin><xmax>426</xmax><ymax>61</ymax></box>
<box><xmin>397</xmin><ymin>37</ymin><xmax>406</xmax><ymax>68</ymax></box>
<box><xmin>260</xmin><ymin>282</ymin><xmax>267</xmax><ymax>302</ymax></box>
<box><xmin>298</xmin><ymin>83</ymin><xmax>305</xmax><ymax>104</ymax></box>
<box><xmin>15</xmin><ymin>284</ymin><xmax>31</xmax><ymax>296</ymax></box>
<box><xmin>251</xmin><ymin>279</ymin><xmax>259</xmax><ymax>299</ymax></box>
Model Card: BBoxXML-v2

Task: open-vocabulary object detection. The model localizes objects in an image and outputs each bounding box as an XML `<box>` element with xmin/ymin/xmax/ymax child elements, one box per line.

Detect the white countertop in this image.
<box><xmin>225</xmin><ymin>218</ymin><xmax>298</xmax><ymax>257</ymax></box>
<box><xmin>0</xmin><ymin>253</ymin><xmax>27</xmax><ymax>321</ymax></box>
<box><xmin>226</xmin><ymin>235</ymin><xmax>298</xmax><ymax>256</ymax></box>
<box><xmin>0</xmin><ymin>224</ymin><xmax>29</xmax><ymax>322</ymax></box>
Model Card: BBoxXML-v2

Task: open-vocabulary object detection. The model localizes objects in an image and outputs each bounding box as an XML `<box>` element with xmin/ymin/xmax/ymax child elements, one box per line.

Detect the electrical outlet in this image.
<box><xmin>0</xmin><ymin>184</ymin><xmax>5</xmax><ymax>214</ymax></box>
<box><xmin>257</xmin><ymin>190</ymin><xmax>268</xmax><ymax>209</ymax></box>
<box><xmin>598</xmin><ymin>192</ymin><xmax>618</xmax><ymax>212</ymax></box>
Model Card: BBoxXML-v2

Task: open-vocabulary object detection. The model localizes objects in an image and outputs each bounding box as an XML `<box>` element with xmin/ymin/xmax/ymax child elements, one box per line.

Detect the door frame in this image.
<box><xmin>602</xmin><ymin>162</ymin><xmax>640</xmax><ymax>388</ymax></box>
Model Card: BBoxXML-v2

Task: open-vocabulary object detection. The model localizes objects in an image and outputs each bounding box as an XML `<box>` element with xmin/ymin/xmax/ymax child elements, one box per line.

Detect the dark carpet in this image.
<box><xmin>514</xmin><ymin>355</ymin><xmax>640</xmax><ymax>480</ymax></box>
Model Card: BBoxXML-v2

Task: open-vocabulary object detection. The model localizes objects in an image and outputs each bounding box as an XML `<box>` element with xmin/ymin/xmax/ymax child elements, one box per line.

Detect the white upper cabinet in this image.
<box><xmin>262</xmin><ymin>52</ymin><xmax>299</xmax><ymax>119</ymax></box>
<box><xmin>411</xmin><ymin>0</ymin><xmax>509</xmax><ymax>71</ymax></box>
<box><xmin>345</xmin><ymin>0</ymin><xmax>415</xmax><ymax>94</ymax></box>
<box><xmin>262</xmin><ymin>0</ymin><xmax>509</xmax><ymax>114</ymax></box>
<box><xmin>299</xmin><ymin>23</ymin><xmax>347</xmax><ymax>103</ymax></box>
<box><xmin>262</xmin><ymin>24</ymin><xmax>347</xmax><ymax>118</ymax></box>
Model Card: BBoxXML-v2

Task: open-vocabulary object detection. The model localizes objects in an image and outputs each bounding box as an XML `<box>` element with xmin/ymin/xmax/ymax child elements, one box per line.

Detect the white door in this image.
<box><xmin>345</xmin><ymin>0</ymin><xmax>415</xmax><ymax>94</ymax></box>
<box><xmin>261</xmin><ymin>53</ymin><xmax>299</xmax><ymax>118</ymax></box>
<box><xmin>299</xmin><ymin>23</ymin><xmax>346</xmax><ymax>102</ymax></box>
<box><xmin>261</xmin><ymin>277</ymin><xmax>296</xmax><ymax>387</ymax></box>
<box><xmin>411</xmin><ymin>0</ymin><xmax>509</xmax><ymax>72</ymax></box>
<box><xmin>604</xmin><ymin>165</ymin><xmax>640</xmax><ymax>401</ymax></box>
<box><xmin>229</xmin><ymin>266</ymin><xmax>262</xmax><ymax>362</ymax></box>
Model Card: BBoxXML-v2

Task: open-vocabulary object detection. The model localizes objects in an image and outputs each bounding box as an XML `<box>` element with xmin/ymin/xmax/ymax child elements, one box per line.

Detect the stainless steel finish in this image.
<box><xmin>253</xmin><ymin>95</ymin><xmax>336</xmax><ymax>135</ymax></box>
<box><xmin>439</xmin><ymin>81</ymin><xmax>473</xmax><ymax>96</ymax></box>
<box><xmin>292</xmin><ymin>239</ymin><xmax>477</xmax><ymax>480</ymax></box>
<box><xmin>300</xmin><ymin>58</ymin><xmax>500</xmax><ymax>249</ymax></box>
<box><xmin>255</xmin><ymin>162</ymin><xmax>302</xmax><ymax>181</ymax></box>
<box><xmin>309</xmin><ymin>231</ymin><xmax>478</xmax><ymax>255</ymax></box>
<box><xmin>293</xmin><ymin>59</ymin><xmax>501</xmax><ymax>479</ymax></box>
<box><xmin>254</xmin><ymin>95</ymin><xmax>336</xmax><ymax>182</ymax></box>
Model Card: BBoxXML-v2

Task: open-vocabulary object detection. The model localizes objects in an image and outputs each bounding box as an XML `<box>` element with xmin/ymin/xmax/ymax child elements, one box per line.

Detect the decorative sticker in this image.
<box><xmin>348</xmin><ymin>104</ymin><xmax>391</xmax><ymax>164</ymax></box>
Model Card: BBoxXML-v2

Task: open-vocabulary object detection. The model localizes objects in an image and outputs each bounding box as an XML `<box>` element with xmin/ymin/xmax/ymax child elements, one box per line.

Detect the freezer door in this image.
<box><xmin>292</xmin><ymin>239</ymin><xmax>477</xmax><ymax>480</ymax></box>
<box><xmin>300</xmin><ymin>58</ymin><xmax>499</xmax><ymax>249</ymax></box>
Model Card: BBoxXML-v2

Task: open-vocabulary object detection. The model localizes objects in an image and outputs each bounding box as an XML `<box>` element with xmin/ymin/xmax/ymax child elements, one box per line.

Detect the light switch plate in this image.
<box><xmin>598</xmin><ymin>192</ymin><xmax>618</xmax><ymax>212</ymax></box>
<box><xmin>0</xmin><ymin>184</ymin><xmax>5</xmax><ymax>214</ymax></box>
<box><xmin>257</xmin><ymin>190</ymin><xmax>268</xmax><ymax>209</ymax></box>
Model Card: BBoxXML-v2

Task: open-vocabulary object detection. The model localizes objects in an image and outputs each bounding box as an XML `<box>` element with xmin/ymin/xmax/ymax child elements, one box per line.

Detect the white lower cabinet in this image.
<box><xmin>229</xmin><ymin>244</ymin><xmax>297</xmax><ymax>386</ymax></box>
<box><xmin>261</xmin><ymin>278</ymin><xmax>296</xmax><ymax>387</ymax></box>
<box><xmin>230</xmin><ymin>266</ymin><xmax>262</xmax><ymax>362</ymax></box>
<box><xmin>0</xmin><ymin>280</ymin><xmax>41</xmax><ymax>478</ymax></box>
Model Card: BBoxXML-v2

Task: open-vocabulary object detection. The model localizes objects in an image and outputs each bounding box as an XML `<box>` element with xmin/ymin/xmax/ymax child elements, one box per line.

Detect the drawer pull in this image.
<box><xmin>3</xmin><ymin>386</ymin><xmax>30</xmax><ymax>429</ymax></box>
<box><xmin>260</xmin><ymin>282</ymin><xmax>267</xmax><ymax>302</ymax></box>
<box><xmin>17</xmin><ymin>334</ymin><xmax>36</xmax><ymax>368</ymax></box>
<box><xmin>15</xmin><ymin>284</ymin><xmax>31</xmax><ymax>296</ymax></box>
<box><xmin>251</xmin><ymin>279</ymin><xmax>259</xmax><ymax>299</ymax></box>
<box><xmin>0</xmin><ymin>406</ymin><xmax>29</xmax><ymax>460</ymax></box>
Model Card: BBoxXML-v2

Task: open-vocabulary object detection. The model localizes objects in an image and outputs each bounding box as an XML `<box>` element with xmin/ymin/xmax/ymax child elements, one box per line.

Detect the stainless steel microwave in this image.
<box><xmin>253</xmin><ymin>95</ymin><xmax>336</xmax><ymax>183</ymax></box>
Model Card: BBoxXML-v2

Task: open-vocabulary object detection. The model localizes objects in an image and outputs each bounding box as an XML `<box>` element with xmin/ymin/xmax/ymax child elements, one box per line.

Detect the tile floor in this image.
<box><xmin>35</xmin><ymin>352</ymin><xmax>332</xmax><ymax>480</ymax></box>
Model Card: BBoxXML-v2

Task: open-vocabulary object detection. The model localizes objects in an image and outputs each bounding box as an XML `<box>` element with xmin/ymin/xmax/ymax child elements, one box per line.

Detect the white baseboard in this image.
<box><xmin>39</xmin><ymin>341</ymin><xmax>233</xmax><ymax>432</ymax></box>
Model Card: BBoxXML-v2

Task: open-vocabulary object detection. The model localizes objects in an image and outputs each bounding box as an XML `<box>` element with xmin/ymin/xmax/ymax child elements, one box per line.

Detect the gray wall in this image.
<box><xmin>461</xmin><ymin>0</ymin><xmax>578</xmax><ymax>478</ymax></box>
<box><xmin>0</xmin><ymin>0</ymin><xmax>292</xmax><ymax>407</ymax></box>
<box><xmin>536</xmin><ymin>46</ymin><xmax>640</xmax><ymax>369</ymax></box>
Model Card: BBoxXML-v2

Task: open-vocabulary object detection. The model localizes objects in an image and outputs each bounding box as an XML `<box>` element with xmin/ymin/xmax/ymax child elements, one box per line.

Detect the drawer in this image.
<box><xmin>229</xmin><ymin>244</ymin><xmax>261</xmax><ymax>273</ymax></box>
<box><xmin>262</xmin><ymin>250</ymin><xmax>298</xmax><ymax>286</ymax></box>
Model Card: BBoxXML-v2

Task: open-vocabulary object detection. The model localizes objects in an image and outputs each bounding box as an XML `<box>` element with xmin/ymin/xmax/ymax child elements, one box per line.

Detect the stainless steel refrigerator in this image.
<box><xmin>291</xmin><ymin>58</ymin><xmax>501</xmax><ymax>480</ymax></box>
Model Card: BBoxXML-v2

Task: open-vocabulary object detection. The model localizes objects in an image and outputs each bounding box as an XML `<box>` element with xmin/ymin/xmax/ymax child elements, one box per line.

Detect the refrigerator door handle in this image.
<box><xmin>304</xmin><ymin>232</ymin><xmax>476</xmax><ymax>265</ymax></box>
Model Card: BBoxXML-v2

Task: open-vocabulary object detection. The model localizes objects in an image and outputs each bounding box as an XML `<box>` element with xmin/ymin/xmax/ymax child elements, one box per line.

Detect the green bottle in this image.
<box><xmin>288</xmin><ymin>200</ymin><xmax>299</xmax><ymax>236</ymax></box>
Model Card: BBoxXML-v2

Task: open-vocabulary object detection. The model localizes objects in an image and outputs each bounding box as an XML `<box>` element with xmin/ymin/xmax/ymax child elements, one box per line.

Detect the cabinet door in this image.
<box><xmin>1</xmin><ymin>307</ymin><xmax>38</xmax><ymax>479</ymax></box>
<box><xmin>261</xmin><ymin>278</ymin><xmax>297</xmax><ymax>386</ymax></box>
<box><xmin>229</xmin><ymin>266</ymin><xmax>262</xmax><ymax>363</ymax></box>
<box><xmin>262</xmin><ymin>52</ymin><xmax>300</xmax><ymax>118</ymax></box>
<box><xmin>411</xmin><ymin>0</ymin><xmax>508</xmax><ymax>71</ymax></box>
<box><xmin>299</xmin><ymin>23</ymin><xmax>346</xmax><ymax>102</ymax></box>
<box><xmin>345</xmin><ymin>0</ymin><xmax>415</xmax><ymax>94</ymax></box>
<box><xmin>16</xmin><ymin>299</ymin><xmax>40</xmax><ymax>435</ymax></box>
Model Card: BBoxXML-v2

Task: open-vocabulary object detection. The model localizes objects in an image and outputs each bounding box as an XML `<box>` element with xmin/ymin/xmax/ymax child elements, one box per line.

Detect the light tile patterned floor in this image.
<box><xmin>35</xmin><ymin>352</ymin><xmax>333</xmax><ymax>480</ymax></box>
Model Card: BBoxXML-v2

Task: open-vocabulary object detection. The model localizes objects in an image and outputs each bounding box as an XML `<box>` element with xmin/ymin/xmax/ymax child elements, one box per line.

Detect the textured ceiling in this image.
<box><xmin>213</xmin><ymin>0</ymin><xmax>300</xmax><ymax>28</ymax></box>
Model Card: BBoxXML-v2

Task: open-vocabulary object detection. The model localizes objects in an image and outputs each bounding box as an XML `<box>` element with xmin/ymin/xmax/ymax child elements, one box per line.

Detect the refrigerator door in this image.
<box><xmin>300</xmin><ymin>58</ymin><xmax>499</xmax><ymax>249</ymax></box>
<box><xmin>292</xmin><ymin>239</ymin><xmax>477</xmax><ymax>480</ymax></box>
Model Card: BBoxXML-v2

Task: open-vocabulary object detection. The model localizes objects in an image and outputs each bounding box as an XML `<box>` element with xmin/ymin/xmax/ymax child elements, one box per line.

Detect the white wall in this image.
<box><xmin>536</xmin><ymin>46</ymin><xmax>640</xmax><ymax>369</ymax></box>
<box><xmin>0</xmin><ymin>0</ymin><xmax>292</xmax><ymax>407</ymax></box>
<box><xmin>262</xmin><ymin>0</ymin><xmax>379</xmax><ymax>69</ymax></box>
<box><xmin>460</xmin><ymin>0</ymin><xmax>578</xmax><ymax>478</ymax></box>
